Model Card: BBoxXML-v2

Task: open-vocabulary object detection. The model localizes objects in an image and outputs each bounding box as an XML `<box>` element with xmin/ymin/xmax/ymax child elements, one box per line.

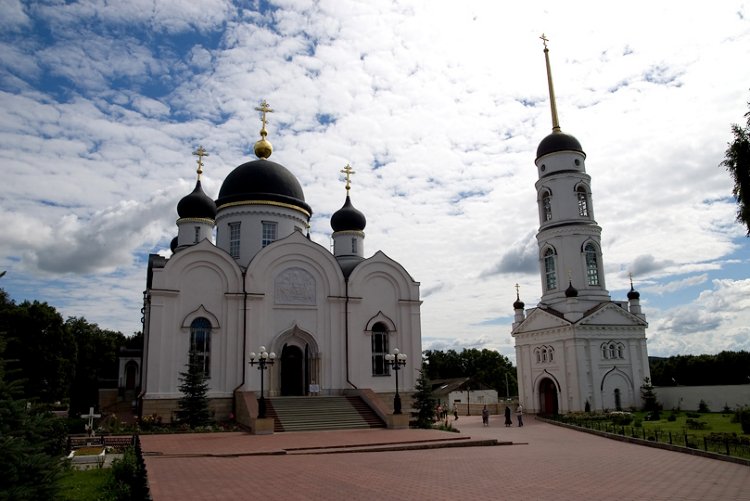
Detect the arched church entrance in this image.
<box><xmin>539</xmin><ymin>378</ymin><xmax>559</xmax><ymax>415</ymax></box>
<box><xmin>280</xmin><ymin>345</ymin><xmax>305</xmax><ymax>396</ymax></box>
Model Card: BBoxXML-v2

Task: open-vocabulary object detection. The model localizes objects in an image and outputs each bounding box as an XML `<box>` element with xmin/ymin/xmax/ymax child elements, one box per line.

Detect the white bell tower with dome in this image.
<box><xmin>511</xmin><ymin>36</ymin><xmax>650</xmax><ymax>415</ymax></box>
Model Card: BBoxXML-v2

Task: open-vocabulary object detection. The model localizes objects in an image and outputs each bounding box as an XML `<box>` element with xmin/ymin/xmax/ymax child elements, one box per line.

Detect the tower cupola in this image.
<box><xmin>175</xmin><ymin>146</ymin><xmax>216</xmax><ymax>252</ymax></box>
<box><xmin>533</xmin><ymin>35</ymin><xmax>610</xmax><ymax>308</ymax></box>
<box><xmin>331</xmin><ymin>164</ymin><xmax>366</xmax><ymax>272</ymax></box>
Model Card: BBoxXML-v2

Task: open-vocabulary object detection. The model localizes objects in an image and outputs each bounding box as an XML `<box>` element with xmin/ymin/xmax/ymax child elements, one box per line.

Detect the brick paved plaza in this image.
<box><xmin>141</xmin><ymin>416</ymin><xmax>750</xmax><ymax>500</ymax></box>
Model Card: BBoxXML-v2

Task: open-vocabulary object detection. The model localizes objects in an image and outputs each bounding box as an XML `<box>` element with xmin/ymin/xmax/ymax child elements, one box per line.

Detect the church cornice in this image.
<box><xmin>537</xmin><ymin>223</ymin><xmax>602</xmax><ymax>237</ymax></box>
<box><xmin>148</xmin><ymin>288</ymin><xmax>179</xmax><ymax>297</ymax></box>
<box><xmin>216</xmin><ymin>199</ymin><xmax>311</xmax><ymax>218</ymax></box>
<box><xmin>176</xmin><ymin>217</ymin><xmax>215</xmax><ymax>224</ymax></box>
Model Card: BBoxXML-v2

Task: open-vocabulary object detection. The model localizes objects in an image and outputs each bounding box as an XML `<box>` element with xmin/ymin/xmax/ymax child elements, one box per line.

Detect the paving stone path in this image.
<box><xmin>142</xmin><ymin>415</ymin><xmax>750</xmax><ymax>500</ymax></box>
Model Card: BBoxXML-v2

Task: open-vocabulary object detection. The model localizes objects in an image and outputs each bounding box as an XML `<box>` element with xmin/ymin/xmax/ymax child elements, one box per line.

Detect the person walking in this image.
<box><xmin>453</xmin><ymin>405</ymin><xmax>459</xmax><ymax>420</ymax></box>
<box><xmin>481</xmin><ymin>405</ymin><xmax>489</xmax><ymax>427</ymax></box>
<box><xmin>504</xmin><ymin>405</ymin><xmax>512</xmax><ymax>427</ymax></box>
<box><xmin>516</xmin><ymin>404</ymin><xmax>524</xmax><ymax>427</ymax></box>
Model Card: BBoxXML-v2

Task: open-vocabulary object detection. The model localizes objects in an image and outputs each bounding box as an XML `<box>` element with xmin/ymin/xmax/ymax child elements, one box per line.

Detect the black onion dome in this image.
<box><xmin>513</xmin><ymin>298</ymin><xmax>525</xmax><ymax>310</ymax></box>
<box><xmin>565</xmin><ymin>281</ymin><xmax>579</xmax><ymax>298</ymax></box>
<box><xmin>177</xmin><ymin>180</ymin><xmax>217</xmax><ymax>219</ymax></box>
<box><xmin>627</xmin><ymin>285</ymin><xmax>641</xmax><ymax>300</ymax></box>
<box><xmin>216</xmin><ymin>159</ymin><xmax>312</xmax><ymax>215</ymax></box>
<box><xmin>170</xmin><ymin>236</ymin><xmax>178</xmax><ymax>253</ymax></box>
<box><xmin>536</xmin><ymin>131</ymin><xmax>585</xmax><ymax>159</ymax></box>
<box><xmin>331</xmin><ymin>195</ymin><xmax>366</xmax><ymax>232</ymax></box>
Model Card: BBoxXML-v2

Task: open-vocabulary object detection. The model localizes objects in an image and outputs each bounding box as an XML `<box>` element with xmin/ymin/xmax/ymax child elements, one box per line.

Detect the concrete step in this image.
<box><xmin>267</xmin><ymin>396</ymin><xmax>385</xmax><ymax>432</ymax></box>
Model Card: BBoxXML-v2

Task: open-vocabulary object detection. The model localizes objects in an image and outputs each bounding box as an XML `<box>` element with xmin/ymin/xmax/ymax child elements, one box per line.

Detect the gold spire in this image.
<box><xmin>540</xmin><ymin>33</ymin><xmax>561</xmax><ymax>133</ymax></box>
<box><xmin>340</xmin><ymin>163</ymin><xmax>355</xmax><ymax>193</ymax></box>
<box><xmin>192</xmin><ymin>145</ymin><xmax>208</xmax><ymax>180</ymax></box>
<box><xmin>253</xmin><ymin>99</ymin><xmax>274</xmax><ymax>159</ymax></box>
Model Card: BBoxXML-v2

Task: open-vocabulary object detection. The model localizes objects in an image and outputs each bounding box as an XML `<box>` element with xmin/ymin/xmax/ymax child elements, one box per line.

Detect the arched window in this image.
<box><xmin>541</xmin><ymin>348</ymin><xmax>548</xmax><ymax>362</ymax></box>
<box><xmin>609</xmin><ymin>344</ymin><xmax>617</xmax><ymax>359</ymax></box>
<box><xmin>602</xmin><ymin>344</ymin><xmax>608</xmax><ymax>359</ymax></box>
<box><xmin>535</xmin><ymin>349</ymin><xmax>541</xmax><ymax>363</ymax></box>
<box><xmin>617</xmin><ymin>344</ymin><xmax>624</xmax><ymax>359</ymax></box>
<box><xmin>585</xmin><ymin>243</ymin><xmax>600</xmax><ymax>286</ymax></box>
<box><xmin>371</xmin><ymin>323</ymin><xmax>390</xmax><ymax>376</ymax></box>
<box><xmin>541</xmin><ymin>191</ymin><xmax>552</xmax><ymax>222</ymax></box>
<box><xmin>548</xmin><ymin>347</ymin><xmax>554</xmax><ymax>362</ymax></box>
<box><xmin>576</xmin><ymin>186</ymin><xmax>589</xmax><ymax>217</ymax></box>
<box><xmin>544</xmin><ymin>248</ymin><xmax>557</xmax><ymax>290</ymax></box>
<box><xmin>190</xmin><ymin>317</ymin><xmax>211</xmax><ymax>376</ymax></box>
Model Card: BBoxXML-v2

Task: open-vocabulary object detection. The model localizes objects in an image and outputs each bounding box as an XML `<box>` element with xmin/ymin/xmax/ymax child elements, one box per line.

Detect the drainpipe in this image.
<box><xmin>345</xmin><ymin>277</ymin><xmax>357</xmax><ymax>389</ymax></box>
<box><xmin>231</xmin><ymin>270</ymin><xmax>248</xmax><ymax>417</ymax></box>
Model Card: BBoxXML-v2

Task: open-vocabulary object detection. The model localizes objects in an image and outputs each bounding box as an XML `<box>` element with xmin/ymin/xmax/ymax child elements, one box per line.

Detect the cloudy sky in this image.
<box><xmin>2</xmin><ymin>0</ymin><xmax>749</xmax><ymax>361</ymax></box>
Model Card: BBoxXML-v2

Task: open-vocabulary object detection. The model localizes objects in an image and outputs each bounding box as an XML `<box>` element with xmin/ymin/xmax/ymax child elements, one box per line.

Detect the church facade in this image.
<box><xmin>140</xmin><ymin>104</ymin><xmax>422</xmax><ymax>422</ymax></box>
<box><xmin>511</xmin><ymin>40</ymin><xmax>650</xmax><ymax>414</ymax></box>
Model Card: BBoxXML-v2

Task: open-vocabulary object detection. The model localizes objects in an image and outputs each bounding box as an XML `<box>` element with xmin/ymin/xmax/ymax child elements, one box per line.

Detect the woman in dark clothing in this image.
<box><xmin>504</xmin><ymin>405</ymin><xmax>512</xmax><ymax>427</ymax></box>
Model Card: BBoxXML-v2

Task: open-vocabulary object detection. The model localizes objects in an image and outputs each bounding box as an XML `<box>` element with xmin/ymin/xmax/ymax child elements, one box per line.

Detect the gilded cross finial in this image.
<box><xmin>515</xmin><ymin>283</ymin><xmax>521</xmax><ymax>299</ymax></box>
<box><xmin>255</xmin><ymin>99</ymin><xmax>274</xmax><ymax>137</ymax></box>
<box><xmin>540</xmin><ymin>33</ymin><xmax>549</xmax><ymax>50</ymax></box>
<box><xmin>192</xmin><ymin>145</ymin><xmax>208</xmax><ymax>180</ymax></box>
<box><xmin>341</xmin><ymin>163</ymin><xmax>355</xmax><ymax>192</ymax></box>
<box><xmin>629</xmin><ymin>272</ymin><xmax>634</xmax><ymax>288</ymax></box>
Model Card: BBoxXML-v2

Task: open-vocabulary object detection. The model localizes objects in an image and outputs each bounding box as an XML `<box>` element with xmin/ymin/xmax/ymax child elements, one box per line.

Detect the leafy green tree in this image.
<box><xmin>0</xmin><ymin>338</ymin><xmax>66</xmax><ymax>500</ymax></box>
<box><xmin>424</xmin><ymin>348</ymin><xmax>517</xmax><ymax>396</ymax></box>
<box><xmin>176</xmin><ymin>352</ymin><xmax>211</xmax><ymax>428</ymax></box>
<box><xmin>65</xmin><ymin>317</ymin><xmax>125</xmax><ymax>415</ymax></box>
<box><xmin>411</xmin><ymin>366</ymin><xmax>435</xmax><ymax>428</ymax></box>
<box><xmin>721</xmin><ymin>97</ymin><xmax>750</xmax><ymax>235</ymax></box>
<box><xmin>0</xmin><ymin>297</ymin><xmax>76</xmax><ymax>403</ymax></box>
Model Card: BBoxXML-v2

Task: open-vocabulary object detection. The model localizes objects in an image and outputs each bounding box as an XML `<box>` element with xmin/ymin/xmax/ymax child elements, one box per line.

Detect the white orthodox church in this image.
<box><xmin>511</xmin><ymin>39</ymin><xmax>651</xmax><ymax>414</ymax></box>
<box><xmin>140</xmin><ymin>104</ymin><xmax>422</xmax><ymax>424</ymax></box>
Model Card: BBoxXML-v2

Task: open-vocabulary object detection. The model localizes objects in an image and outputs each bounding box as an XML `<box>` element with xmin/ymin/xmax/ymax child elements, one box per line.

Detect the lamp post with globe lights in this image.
<box><xmin>384</xmin><ymin>349</ymin><xmax>407</xmax><ymax>414</ymax></box>
<box><xmin>249</xmin><ymin>347</ymin><xmax>275</xmax><ymax>419</ymax></box>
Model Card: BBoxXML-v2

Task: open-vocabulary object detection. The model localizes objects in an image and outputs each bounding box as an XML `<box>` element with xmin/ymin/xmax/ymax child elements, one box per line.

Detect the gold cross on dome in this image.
<box><xmin>515</xmin><ymin>283</ymin><xmax>520</xmax><ymax>297</ymax></box>
<box><xmin>192</xmin><ymin>145</ymin><xmax>208</xmax><ymax>179</ymax></box>
<box><xmin>255</xmin><ymin>99</ymin><xmax>274</xmax><ymax>134</ymax></box>
<box><xmin>341</xmin><ymin>163</ymin><xmax>355</xmax><ymax>192</ymax></box>
<box><xmin>540</xmin><ymin>33</ymin><xmax>549</xmax><ymax>49</ymax></box>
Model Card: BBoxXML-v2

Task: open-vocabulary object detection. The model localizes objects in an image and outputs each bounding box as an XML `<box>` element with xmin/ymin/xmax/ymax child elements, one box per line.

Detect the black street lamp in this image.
<box><xmin>249</xmin><ymin>346</ymin><xmax>276</xmax><ymax>419</ymax></box>
<box><xmin>384</xmin><ymin>348</ymin><xmax>407</xmax><ymax>414</ymax></box>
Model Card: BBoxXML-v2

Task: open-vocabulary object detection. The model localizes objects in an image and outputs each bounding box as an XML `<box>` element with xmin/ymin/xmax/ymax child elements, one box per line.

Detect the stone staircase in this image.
<box><xmin>266</xmin><ymin>396</ymin><xmax>386</xmax><ymax>432</ymax></box>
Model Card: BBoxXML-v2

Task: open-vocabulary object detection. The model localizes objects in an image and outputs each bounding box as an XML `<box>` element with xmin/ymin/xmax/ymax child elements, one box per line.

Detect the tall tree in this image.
<box><xmin>721</xmin><ymin>97</ymin><xmax>750</xmax><ymax>235</ymax></box>
<box><xmin>411</xmin><ymin>366</ymin><xmax>435</xmax><ymax>428</ymax></box>
<box><xmin>176</xmin><ymin>352</ymin><xmax>211</xmax><ymax>428</ymax></box>
<box><xmin>65</xmin><ymin>317</ymin><xmax>125</xmax><ymax>415</ymax></box>
<box><xmin>0</xmin><ymin>339</ymin><xmax>66</xmax><ymax>500</ymax></box>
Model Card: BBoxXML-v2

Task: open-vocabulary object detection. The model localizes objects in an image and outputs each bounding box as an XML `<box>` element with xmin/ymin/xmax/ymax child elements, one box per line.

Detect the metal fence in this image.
<box><xmin>550</xmin><ymin>416</ymin><xmax>750</xmax><ymax>459</ymax></box>
<box><xmin>67</xmin><ymin>434</ymin><xmax>136</xmax><ymax>452</ymax></box>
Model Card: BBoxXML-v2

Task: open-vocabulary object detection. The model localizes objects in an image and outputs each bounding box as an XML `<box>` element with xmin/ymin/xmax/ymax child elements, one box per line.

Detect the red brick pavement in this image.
<box><xmin>142</xmin><ymin>416</ymin><xmax>750</xmax><ymax>500</ymax></box>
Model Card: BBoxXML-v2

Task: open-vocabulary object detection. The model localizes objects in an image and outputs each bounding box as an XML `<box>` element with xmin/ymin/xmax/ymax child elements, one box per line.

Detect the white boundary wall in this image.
<box><xmin>654</xmin><ymin>384</ymin><xmax>750</xmax><ymax>411</ymax></box>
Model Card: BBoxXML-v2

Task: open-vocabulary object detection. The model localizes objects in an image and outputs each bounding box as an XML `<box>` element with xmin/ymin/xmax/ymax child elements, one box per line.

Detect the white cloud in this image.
<box><xmin>0</xmin><ymin>0</ymin><xmax>749</xmax><ymax>360</ymax></box>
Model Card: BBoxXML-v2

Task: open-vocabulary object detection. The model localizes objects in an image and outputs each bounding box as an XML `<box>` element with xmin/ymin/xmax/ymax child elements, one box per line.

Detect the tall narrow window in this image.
<box><xmin>262</xmin><ymin>221</ymin><xmax>277</xmax><ymax>248</ymax></box>
<box><xmin>229</xmin><ymin>222</ymin><xmax>241</xmax><ymax>259</ymax></box>
<box><xmin>351</xmin><ymin>238</ymin><xmax>357</xmax><ymax>254</ymax></box>
<box><xmin>194</xmin><ymin>226</ymin><xmax>201</xmax><ymax>243</ymax></box>
<box><xmin>544</xmin><ymin>248</ymin><xmax>557</xmax><ymax>290</ymax></box>
<box><xmin>542</xmin><ymin>191</ymin><xmax>552</xmax><ymax>221</ymax></box>
<box><xmin>585</xmin><ymin>243</ymin><xmax>600</xmax><ymax>286</ymax></box>
<box><xmin>190</xmin><ymin>317</ymin><xmax>211</xmax><ymax>377</ymax></box>
<box><xmin>577</xmin><ymin>187</ymin><xmax>589</xmax><ymax>217</ymax></box>
<box><xmin>371</xmin><ymin>323</ymin><xmax>390</xmax><ymax>376</ymax></box>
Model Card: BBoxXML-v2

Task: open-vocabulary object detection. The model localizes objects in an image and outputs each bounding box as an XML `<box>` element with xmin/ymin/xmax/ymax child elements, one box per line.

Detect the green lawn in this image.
<box><xmin>556</xmin><ymin>411</ymin><xmax>750</xmax><ymax>459</ymax></box>
<box><xmin>637</xmin><ymin>411</ymin><xmax>743</xmax><ymax>436</ymax></box>
<box><xmin>58</xmin><ymin>468</ymin><xmax>111</xmax><ymax>501</ymax></box>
